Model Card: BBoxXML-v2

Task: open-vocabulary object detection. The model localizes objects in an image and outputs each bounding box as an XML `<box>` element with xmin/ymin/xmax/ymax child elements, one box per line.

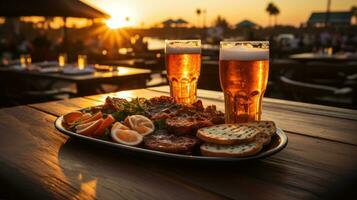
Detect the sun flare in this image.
<box><xmin>105</xmin><ymin>17</ymin><xmax>129</xmax><ymax>29</ymax></box>
<box><xmin>102</xmin><ymin>5</ymin><xmax>135</xmax><ymax>29</ymax></box>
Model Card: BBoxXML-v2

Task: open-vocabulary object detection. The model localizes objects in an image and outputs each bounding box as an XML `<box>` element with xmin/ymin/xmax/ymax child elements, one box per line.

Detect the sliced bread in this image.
<box><xmin>243</xmin><ymin>121</ymin><xmax>277</xmax><ymax>136</ymax></box>
<box><xmin>255</xmin><ymin>132</ymin><xmax>271</xmax><ymax>145</ymax></box>
<box><xmin>197</xmin><ymin>124</ymin><xmax>261</xmax><ymax>145</ymax></box>
<box><xmin>200</xmin><ymin>142</ymin><xmax>263</xmax><ymax>157</ymax></box>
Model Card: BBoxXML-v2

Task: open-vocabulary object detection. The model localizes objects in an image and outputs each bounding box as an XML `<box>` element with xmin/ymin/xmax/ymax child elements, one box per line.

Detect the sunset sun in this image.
<box><xmin>105</xmin><ymin>16</ymin><xmax>130</xmax><ymax>29</ymax></box>
<box><xmin>102</xmin><ymin>5</ymin><xmax>135</xmax><ymax>29</ymax></box>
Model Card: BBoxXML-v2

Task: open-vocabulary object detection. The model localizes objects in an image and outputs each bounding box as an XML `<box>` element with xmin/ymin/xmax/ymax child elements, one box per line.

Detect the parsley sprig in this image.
<box><xmin>111</xmin><ymin>98</ymin><xmax>147</xmax><ymax>121</ymax></box>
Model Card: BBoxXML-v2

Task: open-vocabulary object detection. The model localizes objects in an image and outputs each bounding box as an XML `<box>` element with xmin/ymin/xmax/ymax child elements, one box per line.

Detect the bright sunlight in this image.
<box><xmin>106</xmin><ymin>16</ymin><xmax>131</xmax><ymax>29</ymax></box>
<box><xmin>103</xmin><ymin>5</ymin><xmax>135</xmax><ymax>29</ymax></box>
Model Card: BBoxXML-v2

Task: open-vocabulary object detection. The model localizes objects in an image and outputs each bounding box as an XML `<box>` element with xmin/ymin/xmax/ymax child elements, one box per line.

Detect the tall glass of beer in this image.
<box><xmin>219</xmin><ymin>41</ymin><xmax>269</xmax><ymax>123</ymax></box>
<box><xmin>165</xmin><ymin>40</ymin><xmax>201</xmax><ymax>104</ymax></box>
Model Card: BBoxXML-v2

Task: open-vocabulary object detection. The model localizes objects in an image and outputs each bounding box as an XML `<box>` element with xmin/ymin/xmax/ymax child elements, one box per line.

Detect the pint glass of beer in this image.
<box><xmin>165</xmin><ymin>40</ymin><xmax>201</xmax><ymax>104</ymax></box>
<box><xmin>219</xmin><ymin>41</ymin><xmax>269</xmax><ymax>123</ymax></box>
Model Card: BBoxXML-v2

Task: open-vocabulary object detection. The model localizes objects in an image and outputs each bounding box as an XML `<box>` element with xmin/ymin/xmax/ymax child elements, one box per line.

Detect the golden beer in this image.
<box><xmin>219</xmin><ymin>41</ymin><xmax>269</xmax><ymax>123</ymax></box>
<box><xmin>165</xmin><ymin>40</ymin><xmax>201</xmax><ymax>104</ymax></box>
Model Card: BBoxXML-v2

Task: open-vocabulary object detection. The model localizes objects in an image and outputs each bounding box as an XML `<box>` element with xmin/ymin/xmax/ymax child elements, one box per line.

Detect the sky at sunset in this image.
<box><xmin>85</xmin><ymin>0</ymin><xmax>356</xmax><ymax>27</ymax></box>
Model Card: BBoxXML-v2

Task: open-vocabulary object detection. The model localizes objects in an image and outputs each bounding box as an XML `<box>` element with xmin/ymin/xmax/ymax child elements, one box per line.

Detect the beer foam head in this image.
<box><xmin>165</xmin><ymin>46</ymin><xmax>201</xmax><ymax>54</ymax></box>
<box><xmin>220</xmin><ymin>46</ymin><xmax>269</xmax><ymax>61</ymax></box>
<box><xmin>165</xmin><ymin>40</ymin><xmax>201</xmax><ymax>54</ymax></box>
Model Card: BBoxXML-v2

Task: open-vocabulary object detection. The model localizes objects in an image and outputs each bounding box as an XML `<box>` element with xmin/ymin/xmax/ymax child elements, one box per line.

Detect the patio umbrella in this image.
<box><xmin>0</xmin><ymin>0</ymin><xmax>109</xmax><ymax>18</ymax></box>
<box><xmin>162</xmin><ymin>19</ymin><xmax>175</xmax><ymax>27</ymax></box>
<box><xmin>0</xmin><ymin>0</ymin><xmax>109</xmax><ymax>50</ymax></box>
<box><xmin>235</xmin><ymin>20</ymin><xmax>259</xmax><ymax>29</ymax></box>
<box><xmin>176</xmin><ymin>19</ymin><xmax>188</xmax><ymax>25</ymax></box>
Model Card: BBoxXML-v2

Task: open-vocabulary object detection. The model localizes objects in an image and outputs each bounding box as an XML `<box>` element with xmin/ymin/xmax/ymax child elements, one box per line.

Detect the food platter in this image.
<box><xmin>54</xmin><ymin>96</ymin><xmax>288</xmax><ymax>162</ymax></box>
<box><xmin>55</xmin><ymin>115</ymin><xmax>287</xmax><ymax>161</ymax></box>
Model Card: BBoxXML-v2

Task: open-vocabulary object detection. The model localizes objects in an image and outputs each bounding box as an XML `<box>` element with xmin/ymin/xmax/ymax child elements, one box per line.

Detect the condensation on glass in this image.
<box><xmin>165</xmin><ymin>40</ymin><xmax>201</xmax><ymax>104</ymax></box>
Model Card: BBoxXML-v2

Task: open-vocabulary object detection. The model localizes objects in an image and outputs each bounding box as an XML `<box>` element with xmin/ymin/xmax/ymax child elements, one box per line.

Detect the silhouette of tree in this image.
<box><xmin>214</xmin><ymin>15</ymin><xmax>229</xmax><ymax>30</ymax></box>
<box><xmin>266</xmin><ymin>2</ymin><xmax>280</xmax><ymax>27</ymax></box>
<box><xmin>266</xmin><ymin>3</ymin><xmax>274</xmax><ymax>27</ymax></box>
<box><xmin>271</xmin><ymin>5</ymin><xmax>280</xmax><ymax>26</ymax></box>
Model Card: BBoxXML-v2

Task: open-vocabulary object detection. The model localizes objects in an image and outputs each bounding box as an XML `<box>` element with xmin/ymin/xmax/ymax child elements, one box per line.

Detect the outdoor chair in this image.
<box><xmin>280</xmin><ymin>76</ymin><xmax>354</xmax><ymax>108</ymax></box>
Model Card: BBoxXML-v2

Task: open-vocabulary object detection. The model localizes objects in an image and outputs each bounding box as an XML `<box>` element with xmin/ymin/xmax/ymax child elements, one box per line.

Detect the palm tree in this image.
<box><xmin>266</xmin><ymin>3</ymin><xmax>274</xmax><ymax>27</ymax></box>
<box><xmin>266</xmin><ymin>2</ymin><xmax>280</xmax><ymax>27</ymax></box>
<box><xmin>196</xmin><ymin>8</ymin><xmax>201</xmax><ymax>27</ymax></box>
<box><xmin>271</xmin><ymin>4</ymin><xmax>280</xmax><ymax>26</ymax></box>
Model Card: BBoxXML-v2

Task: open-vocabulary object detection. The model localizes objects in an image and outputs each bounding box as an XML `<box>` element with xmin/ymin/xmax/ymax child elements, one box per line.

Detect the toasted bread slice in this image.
<box><xmin>243</xmin><ymin>121</ymin><xmax>277</xmax><ymax>136</ymax></box>
<box><xmin>197</xmin><ymin>124</ymin><xmax>261</xmax><ymax>145</ymax></box>
<box><xmin>200</xmin><ymin>142</ymin><xmax>263</xmax><ymax>157</ymax></box>
<box><xmin>255</xmin><ymin>132</ymin><xmax>271</xmax><ymax>145</ymax></box>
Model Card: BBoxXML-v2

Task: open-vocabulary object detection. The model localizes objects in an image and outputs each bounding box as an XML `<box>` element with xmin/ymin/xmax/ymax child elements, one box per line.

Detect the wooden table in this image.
<box><xmin>289</xmin><ymin>53</ymin><xmax>357</xmax><ymax>63</ymax></box>
<box><xmin>0</xmin><ymin>66</ymin><xmax>151</xmax><ymax>96</ymax></box>
<box><xmin>0</xmin><ymin>86</ymin><xmax>356</xmax><ymax>200</ymax></box>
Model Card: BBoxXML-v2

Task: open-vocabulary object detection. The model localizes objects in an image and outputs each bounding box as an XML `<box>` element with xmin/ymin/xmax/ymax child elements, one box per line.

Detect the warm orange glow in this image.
<box><xmin>106</xmin><ymin>17</ymin><xmax>130</xmax><ymax>29</ymax></box>
<box><xmin>101</xmin><ymin>5</ymin><xmax>136</xmax><ymax>29</ymax></box>
<box><xmin>73</xmin><ymin>178</ymin><xmax>98</xmax><ymax>200</ymax></box>
<box><xmin>86</xmin><ymin>0</ymin><xmax>355</xmax><ymax>27</ymax></box>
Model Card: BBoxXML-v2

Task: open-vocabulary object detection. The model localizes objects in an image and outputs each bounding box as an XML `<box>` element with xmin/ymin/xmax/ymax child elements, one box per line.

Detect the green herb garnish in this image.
<box><xmin>111</xmin><ymin>98</ymin><xmax>148</xmax><ymax>121</ymax></box>
<box><xmin>154</xmin><ymin>119</ymin><xmax>167</xmax><ymax>129</ymax></box>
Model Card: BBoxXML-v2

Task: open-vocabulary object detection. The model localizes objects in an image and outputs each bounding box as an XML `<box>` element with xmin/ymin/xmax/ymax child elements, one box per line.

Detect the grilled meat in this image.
<box><xmin>143</xmin><ymin>129</ymin><xmax>201</xmax><ymax>154</ymax></box>
<box><xmin>102</xmin><ymin>96</ymin><xmax>128</xmax><ymax>113</ymax></box>
<box><xmin>166</xmin><ymin>104</ymin><xmax>225</xmax><ymax>135</ymax></box>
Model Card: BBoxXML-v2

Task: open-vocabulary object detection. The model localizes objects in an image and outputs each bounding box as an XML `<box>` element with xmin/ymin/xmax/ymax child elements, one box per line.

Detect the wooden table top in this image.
<box><xmin>289</xmin><ymin>53</ymin><xmax>357</xmax><ymax>62</ymax></box>
<box><xmin>0</xmin><ymin>66</ymin><xmax>151</xmax><ymax>82</ymax></box>
<box><xmin>0</xmin><ymin>86</ymin><xmax>356</xmax><ymax>200</ymax></box>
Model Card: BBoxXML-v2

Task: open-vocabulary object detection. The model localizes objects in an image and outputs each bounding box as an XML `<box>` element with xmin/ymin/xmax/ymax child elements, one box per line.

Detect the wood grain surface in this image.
<box><xmin>1</xmin><ymin>86</ymin><xmax>357</xmax><ymax>200</ymax></box>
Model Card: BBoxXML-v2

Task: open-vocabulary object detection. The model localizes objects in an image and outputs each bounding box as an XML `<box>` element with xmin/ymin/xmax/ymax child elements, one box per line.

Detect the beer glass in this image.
<box><xmin>165</xmin><ymin>40</ymin><xmax>201</xmax><ymax>104</ymax></box>
<box><xmin>219</xmin><ymin>41</ymin><xmax>269</xmax><ymax>123</ymax></box>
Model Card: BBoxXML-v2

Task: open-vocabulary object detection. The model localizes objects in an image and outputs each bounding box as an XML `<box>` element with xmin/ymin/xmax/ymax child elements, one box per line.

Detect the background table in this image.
<box><xmin>0</xmin><ymin>66</ymin><xmax>151</xmax><ymax>96</ymax></box>
<box><xmin>0</xmin><ymin>86</ymin><xmax>356</xmax><ymax>200</ymax></box>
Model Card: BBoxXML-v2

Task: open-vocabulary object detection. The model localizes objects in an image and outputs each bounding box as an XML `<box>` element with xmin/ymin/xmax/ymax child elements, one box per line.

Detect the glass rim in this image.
<box><xmin>220</xmin><ymin>41</ymin><xmax>269</xmax><ymax>45</ymax></box>
<box><xmin>165</xmin><ymin>39</ymin><xmax>201</xmax><ymax>53</ymax></box>
<box><xmin>165</xmin><ymin>39</ymin><xmax>201</xmax><ymax>47</ymax></box>
<box><xmin>165</xmin><ymin>39</ymin><xmax>201</xmax><ymax>43</ymax></box>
